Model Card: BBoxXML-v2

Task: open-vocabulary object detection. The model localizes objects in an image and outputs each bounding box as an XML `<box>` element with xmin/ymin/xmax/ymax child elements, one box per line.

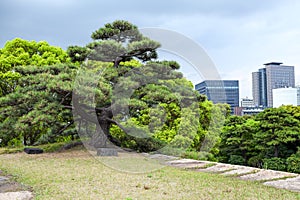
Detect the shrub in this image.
<box><xmin>262</xmin><ymin>157</ymin><xmax>286</xmax><ymax>171</ymax></box>
<box><xmin>228</xmin><ymin>155</ymin><xmax>245</xmax><ymax>165</ymax></box>
<box><xmin>134</xmin><ymin>137</ymin><xmax>166</xmax><ymax>152</ymax></box>
<box><xmin>155</xmin><ymin>146</ymin><xmax>185</xmax><ymax>157</ymax></box>
<box><xmin>248</xmin><ymin>156</ymin><xmax>263</xmax><ymax>168</ymax></box>
<box><xmin>7</xmin><ymin>137</ymin><xmax>23</xmax><ymax>148</ymax></box>
<box><xmin>182</xmin><ymin>151</ymin><xmax>216</xmax><ymax>161</ymax></box>
<box><xmin>170</xmin><ymin>135</ymin><xmax>193</xmax><ymax>149</ymax></box>
<box><xmin>286</xmin><ymin>151</ymin><xmax>300</xmax><ymax>173</ymax></box>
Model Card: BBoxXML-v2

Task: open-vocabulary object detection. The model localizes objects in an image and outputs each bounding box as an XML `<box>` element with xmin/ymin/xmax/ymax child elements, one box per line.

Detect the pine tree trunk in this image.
<box><xmin>274</xmin><ymin>145</ymin><xmax>279</xmax><ymax>157</ymax></box>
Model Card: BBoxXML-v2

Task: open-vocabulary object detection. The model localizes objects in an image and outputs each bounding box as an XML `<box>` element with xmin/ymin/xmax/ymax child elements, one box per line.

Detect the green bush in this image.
<box><xmin>155</xmin><ymin>146</ymin><xmax>185</xmax><ymax>157</ymax></box>
<box><xmin>110</xmin><ymin>124</ymin><xmax>166</xmax><ymax>152</ymax></box>
<box><xmin>228</xmin><ymin>155</ymin><xmax>245</xmax><ymax>165</ymax></box>
<box><xmin>262</xmin><ymin>157</ymin><xmax>287</xmax><ymax>171</ymax></box>
<box><xmin>181</xmin><ymin>151</ymin><xmax>216</xmax><ymax>161</ymax></box>
<box><xmin>248</xmin><ymin>156</ymin><xmax>263</xmax><ymax>168</ymax></box>
<box><xmin>170</xmin><ymin>135</ymin><xmax>193</xmax><ymax>149</ymax></box>
<box><xmin>287</xmin><ymin>152</ymin><xmax>300</xmax><ymax>173</ymax></box>
<box><xmin>42</xmin><ymin>143</ymin><xmax>66</xmax><ymax>153</ymax></box>
<box><xmin>134</xmin><ymin>137</ymin><xmax>166</xmax><ymax>152</ymax></box>
<box><xmin>7</xmin><ymin>137</ymin><xmax>23</xmax><ymax>148</ymax></box>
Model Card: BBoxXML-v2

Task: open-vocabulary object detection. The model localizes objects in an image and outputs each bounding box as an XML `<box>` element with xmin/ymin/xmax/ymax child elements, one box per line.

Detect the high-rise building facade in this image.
<box><xmin>297</xmin><ymin>85</ymin><xmax>300</xmax><ymax>106</ymax></box>
<box><xmin>252</xmin><ymin>71</ymin><xmax>261</xmax><ymax>107</ymax></box>
<box><xmin>252</xmin><ymin>68</ymin><xmax>268</xmax><ymax>107</ymax></box>
<box><xmin>252</xmin><ymin>62</ymin><xmax>295</xmax><ymax>107</ymax></box>
<box><xmin>195</xmin><ymin>80</ymin><xmax>239</xmax><ymax>113</ymax></box>
<box><xmin>273</xmin><ymin>87</ymin><xmax>297</xmax><ymax>108</ymax></box>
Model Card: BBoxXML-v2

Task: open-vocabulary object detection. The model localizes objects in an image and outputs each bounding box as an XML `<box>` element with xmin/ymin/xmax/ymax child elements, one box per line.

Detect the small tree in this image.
<box><xmin>68</xmin><ymin>20</ymin><xmax>205</xmax><ymax>152</ymax></box>
<box><xmin>255</xmin><ymin>107</ymin><xmax>300</xmax><ymax>157</ymax></box>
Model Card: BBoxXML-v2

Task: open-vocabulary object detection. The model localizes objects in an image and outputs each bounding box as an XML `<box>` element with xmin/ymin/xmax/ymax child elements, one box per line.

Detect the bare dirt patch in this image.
<box><xmin>0</xmin><ymin>173</ymin><xmax>29</xmax><ymax>193</ymax></box>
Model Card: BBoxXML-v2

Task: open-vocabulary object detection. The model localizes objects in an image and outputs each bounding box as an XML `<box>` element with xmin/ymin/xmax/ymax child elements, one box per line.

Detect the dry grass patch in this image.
<box><xmin>0</xmin><ymin>149</ymin><xmax>299</xmax><ymax>200</ymax></box>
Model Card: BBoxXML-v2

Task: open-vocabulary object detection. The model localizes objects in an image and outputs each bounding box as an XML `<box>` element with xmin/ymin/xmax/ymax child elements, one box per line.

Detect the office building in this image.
<box><xmin>241</xmin><ymin>107</ymin><xmax>264</xmax><ymax>116</ymax></box>
<box><xmin>252</xmin><ymin>62</ymin><xmax>295</xmax><ymax>107</ymax></box>
<box><xmin>241</xmin><ymin>97</ymin><xmax>255</xmax><ymax>108</ymax></box>
<box><xmin>297</xmin><ymin>85</ymin><xmax>300</xmax><ymax>106</ymax></box>
<box><xmin>273</xmin><ymin>87</ymin><xmax>297</xmax><ymax>108</ymax></box>
<box><xmin>234</xmin><ymin>97</ymin><xmax>263</xmax><ymax>116</ymax></box>
<box><xmin>195</xmin><ymin>80</ymin><xmax>239</xmax><ymax>113</ymax></box>
<box><xmin>252</xmin><ymin>68</ymin><xmax>267</xmax><ymax>107</ymax></box>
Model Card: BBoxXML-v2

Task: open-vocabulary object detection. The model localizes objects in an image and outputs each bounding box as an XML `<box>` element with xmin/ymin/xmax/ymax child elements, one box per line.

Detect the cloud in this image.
<box><xmin>1</xmin><ymin>0</ymin><xmax>300</xmax><ymax>99</ymax></box>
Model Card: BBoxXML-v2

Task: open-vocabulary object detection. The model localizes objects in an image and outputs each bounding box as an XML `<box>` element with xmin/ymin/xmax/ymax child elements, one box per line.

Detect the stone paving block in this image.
<box><xmin>222</xmin><ymin>166</ymin><xmax>259</xmax><ymax>175</ymax></box>
<box><xmin>174</xmin><ymin>162</ymin><xmax>211</xmax><ymax>169</ymax></box>
<box><xmin>264</xmin><ymin>175</ymin><xmax>300</xmax><ymax>192</ymax></box>
<box><xmin>147</xmin><ymin>154</ymin><xmax>178</xmax><ymax>161</ymax></box>
<box><xmin>167</xmin><ymin>159</ymin><xmax>203</xmax><ymax>165</ymax></box>
<box><xmin>166</xmin><ymin>159</ymin><xmax>213</xmax><ymax>168</ymax></box>
<box><xmin>165</xmin><ymin>158</ymin><xmax>300</xmax><ymax>192</ymax></box>
<box><xmin>0</xmin><ymin>191</ymin><xmax>33</xmax><ymax>200</ymax></box>
<box><xmin>239</xmin><ymin>169</ymin><xmax>297</xmax><ymax>181</ymax></box>
<box><xmin>196</xmin><ymin>163</ymin><xmax>235</xmax><ymax>173</ymax></box>
<box><xmin>166</xmin><ymin>159</ymin><xmax>214</xmax><ymax>169</ymax></box>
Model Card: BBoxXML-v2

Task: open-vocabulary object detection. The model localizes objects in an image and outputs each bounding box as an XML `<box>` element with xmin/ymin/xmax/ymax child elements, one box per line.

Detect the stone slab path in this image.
<box><xmin>239</xmin><ymin>169</ymin><xmax>296</xmax><ymax>181</ymax></box>
<box><xmin>163</xmin><ymin>156</ymin><xmax>300</xmax><ymax>193</ymax></box>
<box><xmin>264</xmin><ymin>176</ymin><xmax>300</xmax><ymax>192</ymax></box>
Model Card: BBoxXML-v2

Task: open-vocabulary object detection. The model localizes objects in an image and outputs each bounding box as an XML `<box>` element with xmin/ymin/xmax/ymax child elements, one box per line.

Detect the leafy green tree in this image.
<box><xmin>69</xmin><ymin>21</ymin><xmax>202</xmax><ymax>152</ymax></box>
<box><xmin>218</xmin><ymin>115</ymin><xmax>258</xmax><ymax>163</ymax></box>
<box><xmin>0</xmin><ymin>71</ymin><xmax>21</xmax><ymax>96</ymax></box>
<box><xmin>287</xmin><ymin>147</ymin><xmax>300</xmax><ymax>173</ymax></box>
<box><xmin>254</xmin><ymin>107</ymin><xmax>300</xmax><ymax>157</ymax></box>
<box><xmin>0</xmin><ymin>64</ymin><xmax>77</xmax><ymax>146</ymax></box>
<box><xmin>0</xmin><ymin>38</ymin><xmax>70</xmax><ymax>96</ymax></box>
<box><xmin>68</xmin><ymin>20</ymin><xmax>160</xmax><ymax>67</ymax></box>
<box><xmin>262</xmin><ymin>157</ymin><xmax>287</xmax><ymax>171</ymax></box>
<box><xmin>200</xmin><ymin>103</ymin><xmax>230</xmax><ymax>156</ymax></box>
<box><xmin>0</xmin><ymin>38</ymin><xmax>70</xmax><ymax>70</ymax></box>
<box><xmin>67</xmin><ymin>46</ymin><xmax>90</xmax><ymax>63</ymax></box>
<box><xmin>217</xmin><ymin>105</ymin><xmax>300</xmax><ymax>170</ymax></box>
<box><xmin>0</xmin><ymin>21</ymin><xmax>229</xmax><ymax>156</ymax></box>
<box><xmin>72</xmin><ymin>58</ymin><xmax>200</xmax><ymax>152</ymax></box>
<box><xmin>68</xmin><ymin>20</ymin><xmax>231</xmax><ymax>154</ymax></box>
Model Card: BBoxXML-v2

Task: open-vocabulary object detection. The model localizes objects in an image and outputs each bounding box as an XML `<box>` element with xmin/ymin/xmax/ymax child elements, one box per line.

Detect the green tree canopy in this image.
<box><xmin>0</xmin><ymin>21</ymin><xmax>227</xmax><ymax>158</ymax></box>
<box><xmin>217</xmin><ymin>106</ymin><xmax>300</xmax><ymax>170</ymax></box>
<box><xmin>0</xmin><ymin>38</ymin><xmax>70</xmax><ymax>96</ymax></box>
<box><xmin>67</xmin><ymin>20</ymin><xmax>220</xmax><ymax>153</ymax></box>
<box><xmin>255</xmin><ymin>107</ymin><xmax>300</xmax><ymax>157</ymax></box>
<box><xmin>0</xmin><ymin>64</ymin><xmax>77</xmax><ymax>146</ymax></box>
<box><xmin>0</xmin><ymin>38</ymin><xmax>70</xmax><ymax>71</ymax></box>
<box><xmin>67</xmin><ymin>20</ymin><xmax>160</xmax><ymax>66</ymax></box>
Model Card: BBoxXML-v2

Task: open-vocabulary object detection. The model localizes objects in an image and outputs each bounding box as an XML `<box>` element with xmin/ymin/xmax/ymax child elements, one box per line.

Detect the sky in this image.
<box><xmin>1</xmin><ymin>0</ymin><xmax>300</xmax><ymax>99</ymax></box>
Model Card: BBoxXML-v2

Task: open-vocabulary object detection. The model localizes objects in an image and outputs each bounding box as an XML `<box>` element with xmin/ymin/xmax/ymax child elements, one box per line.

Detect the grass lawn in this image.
<box><xmin>0</xmin><ymin>148</ymin><xmax>299</xmax><ymax>200</ymax></box>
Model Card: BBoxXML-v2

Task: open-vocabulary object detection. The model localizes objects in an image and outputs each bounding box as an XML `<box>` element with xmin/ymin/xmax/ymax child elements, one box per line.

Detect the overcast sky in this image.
<box><xmin>1</xmin><ymin>0</ymin><xmax>300</xmax><ymax>99</ymax></box>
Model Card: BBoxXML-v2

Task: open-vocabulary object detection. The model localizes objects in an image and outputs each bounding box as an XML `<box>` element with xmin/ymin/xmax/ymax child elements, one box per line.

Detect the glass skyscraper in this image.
<box><xmin>252</xmin><ymin>62</ymin><xmax>295</xmax><ymax>107</ymax></box>
<box><xmin>195</xmin><ymin>80</ymin><xmax>239</xmax><ymax>113</ymax></box>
